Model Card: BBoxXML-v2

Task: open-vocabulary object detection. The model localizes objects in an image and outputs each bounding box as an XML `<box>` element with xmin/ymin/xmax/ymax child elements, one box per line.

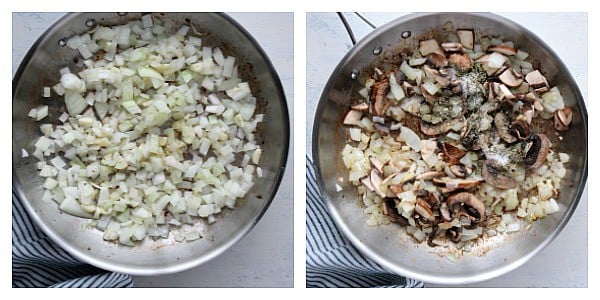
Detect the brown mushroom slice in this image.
<box><xmin>441</xmin><ymin>142</ymin><xmax>467</xmax><ymax>165</ymax></box>
<box><xmin>498</xmin><ymin>68</ymin><xmax>524</xmax><ymax>87</ymax></box>
<box><xmin>415</xmin><ymin>171</ymin><xmax>445</xmax><ymax>181</ymax></box>
<box><xmin>382</xmin><ymin>198</ymin><xmax>409</xmax><ymax>225</ymax></box>
<box><xmin>448</xmin><ymin>53</ymin><xmax>471</xmax><ymax>71</ymax></box>
<box><xmin>373</xmin><ymin>123</ymin><xmax>391</xmax><ymax>136</ymax></box>
<box><xmin>511</xmin><ymin>119</ymin><xmax>530</xmax><ymax>139</ymax></box>
<box><xmin>419</xmin><ymin>38</ymin><xmax>444</xmax><ymax>56</ymax></box>
<box><xmin>369</xmin><ymin>157</ymin><xmax>386</xmax><ymax>174</ymax></box>
<box><xmin>426</xmin><ymin>52</ymin><xmax>449</xmax><ymax>68</ymax></box>
<box><xmin>449</xmin><ymin>164</ymin><xmax>470</xmax><ymax>178</ymax></box>
<box><xmin>493</xmin><ymin>83</ymin><xmax>516</xmax><ymax>101</ymax></box>
<box><xmin>441</xmin><ymin>42</ymin><xmax>464</xmax><ymax>52</ymax></box>
<box><xmin>373</xmin><ymin>67</ymin><xmax>384</xmax><ymax>81</ymax></box>
<box><xmin>446</xmin><ymin>227</ymin><xmax>462</xmax><ymax>243</ymax></box>
<box><xmin>487</xmin><ymin>45</ymin><xmax>517</xmax><ymax>56</ymax></box>
<box><xmin>494</xmin><ymin>112</ymin><xmax>518</xmax><ymax>144</ymax></box>
<box><xmin>351</xmin><ymin>102</ymin><xmax>369</xmax><ymax>111</ymax></box>
<box><xmin>415</xmin><ymin>199</ymin><xmax>435</xmax><ymax>222</ymax></box>
<box><xmin>420</xmin><ymin>118</ymin><xmax>463</xmax><ymax>136</ymax></box>
<box><xmin>447</xmin><ymin>192</ymin><xmax>486</xmax><ymax>223</ymax></box>
<box><xmin>371</xmin><ymin>78</ymin><xmax>390</xmax><ymax>116</ymax></box>
<box><xmin>343</xmin><ymin>109</ymin><xmax>362</xmax><ymax>126</ymax></box>
<box><xmin>370</xmin><ymin>169</ymin><xmax>386</xmax><ymax>197</ymax></box>
<box><xmin>457</xmin><ymin>29</ymin><xmax>474</xmax><ymax>49</ymax></box>
<box><xmin>360</xmin><ymin>175</ymin><xmax>375</xmax><ymax>192</ymax></box>
<box><xmin>524</xmin><ymin>70</ymin><xmax>549</xmax><ymax>90</ymax></box>
<box><xmin>433</xmin><ymin>177</ymin><xmax>482</xmax><ymax>191</ymax></box>
<box><xmin>523</xmin><ymin>133</ymin><xmax>550</xmax><ymax>169</ymax></box>
<box><xmin>439</xmin><ymin>202</ymin><xmax>452</xmax><ymax>222</ymax></box>
<box><xmin>554</xmin><ymin>107</ymin><xmax>573</xmax><ymax>131</ymax></box>
<box><xmin>482</xmin><ymin>159</ymin><xmax>517</xmax><ymax>190</ymax></box>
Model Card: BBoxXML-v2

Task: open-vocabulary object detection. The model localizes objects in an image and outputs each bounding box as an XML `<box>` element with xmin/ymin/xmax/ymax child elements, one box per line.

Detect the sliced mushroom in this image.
<box><xmin>426</xmin><ymin>52</ymin><xmax>449</xmax><ymax>68</ymax></box>
<box><xmin>373</xmin><ymin>67</ymin><xmax>384</xmax><ymax>81</ymax></box>
<box><xmin>498</xmin><ymin>68</ymin><xmax>523</xmax><ymax>87</ymax></box>
<box><xmin>371</xmin><ymin>78</ymin><xmax>390</xmax><ymax>116</ymax></box>
<box><xmin>415</xmin><ymin>199</ymin><xmax>435</xmax><ymax>222</ymax></box>
<box><xmin>343</xmin><ymin>109</ymin><xmax>362</xmax><ymax>126</ymax></box>
<box><xmin>511</xmin><ymin>119</ymin><xmax>530</xmax><ymax>140</ymax></box>
<box><xmin>522</xmin><ymin>133</ymin><xmax>550</xmax><ymax>169</ymax></box>
<box><xmin>447</xmin><ymin>192</ymin><xmax>486</xmax><ymax>223</ymax></box>
<box><xmin>487</xmin><ymin>45</ymin><xmax>517</xmax><ymax>56</ymax></box>
<box><xmin>424</xmin><ymin>65</ymin><xmax>451</xmax><ymax>86</ymax></box>
<box><xmin>448</xmin><ymin>53</ymin><xmax>471</xmax><ymax>71</ymax></box>
<box><xmin>494</xmin><ymin>112</ymin><xmax>518</xmax><ymax>144</ymax></box>
<box><xmin>369</xmin><ymin>157</ymin><xmax>386</xmax><ymax>174</ymax></box>
<box><xmin>370</xmin><ymin>169</ymin><xmax>386</xmax><ymax>197</ymax></box>
<box><xmin>524</xmin><ymin>70</ymin><xmax>549</xmax><ymax>90</ymax></box>
<box><xmin>360</xmin><ymin>175</ymin><xmax>375</xmax><ymax>192</ymax></box>
<box><xmin>433</xmin><ymin>177</ymin><xmax>482</xmax><ymax>192</ymax></box>
<box><xmin>351</xmin><ymin>102</ymin><xmax>369</xmax><ymax>111</ymax></box>
<box><xmin>420</xmin><ymin>118</ymin><xmax>463</xmax><ymax>136</ymax></box>
<box><xmin>373</xmin><ymin>123</ymin><xmax>391</xmax><ymax>136</ymax></box>
<box><xmin>441</xmin><ymin>42</ymin><xmax>463</xmax><ymax>52</ymax></box>
<box><xmin>457</xmin><ymin>29</ymin><xmax>474</xmax><ymax>49</ymax></box>
<box><xmin>482</xmin><ymin>159</ymin><xmax>517</xmax><ymax>190</ymax></box>
<box><xmin>439</xmin><ymin>202</ymin><xmax>452</xmax><ymax>222</ymax></box>
<box><xmin>415</xmin><ymin>171</ymin><xmax>445</xmax><ymax>181</ymax></box>
<box><xmin>441</xmin><ymin>142</ymin><xmax>467</xmax><ymax>165</ymax></box>
<box><xmin>447</xmin><ymin>226</ymin><xmax>462</xmax><ymax>243</ymax></box>
<box><xmin>493</xmin><ymin>82</ymin><xmax>516</xmax><ymax>101</ymax></box>
<box><xmin>419</xmin><ymin>38</ymin><xmax>444</xmax><ymax>56</ymax></box>
<box><xmin>382</xmin><ymin>198</ymin><xmax>409</xmax><ymax>225</ymax></box>
<box><xmin>449</xmin><ymin>164</ymin><xmax>470</xmax><ymax>178</ymax></box>
<box><xmin>554</xmin><ymin>107</ymin><xmax>573</xmax><ymax>131</ymax></box>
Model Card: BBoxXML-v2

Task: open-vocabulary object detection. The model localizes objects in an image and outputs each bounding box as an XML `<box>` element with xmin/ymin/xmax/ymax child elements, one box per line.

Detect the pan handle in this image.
<box><xmin>336</xmin><ymin>12</ymin><xmax>377</xmax><ymax>45</ymax></box>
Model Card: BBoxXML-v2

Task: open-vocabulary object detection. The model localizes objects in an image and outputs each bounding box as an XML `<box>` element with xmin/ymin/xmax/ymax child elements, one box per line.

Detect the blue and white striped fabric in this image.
<box><xmin>306</xmin><ymin>156</ymin><xmax>423</xmax><ymax>288</ymax></box>
<box><xmin>12</xmin><ymin>191</ymin><xmax>134</xmax><ymax>288</ymax></box>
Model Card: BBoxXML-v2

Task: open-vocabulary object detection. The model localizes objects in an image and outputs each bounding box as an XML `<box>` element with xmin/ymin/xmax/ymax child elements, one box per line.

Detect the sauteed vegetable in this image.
<box><xmin>341</xmin><ymin>24</ymin><xmax>572</xmax><ymax>251</ymax></box>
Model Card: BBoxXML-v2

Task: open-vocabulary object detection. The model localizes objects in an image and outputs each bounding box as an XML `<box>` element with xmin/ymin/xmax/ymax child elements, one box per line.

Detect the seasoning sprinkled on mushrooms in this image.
<box><xmin>340</xmin><ymin>24</ymin><xmax>574</xmax><ymax>250</ymax></box>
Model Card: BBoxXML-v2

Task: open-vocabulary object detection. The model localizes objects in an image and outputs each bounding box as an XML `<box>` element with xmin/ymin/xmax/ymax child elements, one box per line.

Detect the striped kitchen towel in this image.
<box><xmin>306</xmin><ymin>156</ymin><xmax>423</xmax><ymax>288</ymax></box>
<box><xmin>12</xmin><ymin>190</ymin><xmax>133</xmax><ymax>288</ymax></box>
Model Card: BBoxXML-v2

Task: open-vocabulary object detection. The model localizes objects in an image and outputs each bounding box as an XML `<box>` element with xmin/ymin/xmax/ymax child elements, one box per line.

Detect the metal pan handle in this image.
<box><xmin>336</xmin><ymin>12</ymin><xmax>377</xmax><ymax>45</ymax></box>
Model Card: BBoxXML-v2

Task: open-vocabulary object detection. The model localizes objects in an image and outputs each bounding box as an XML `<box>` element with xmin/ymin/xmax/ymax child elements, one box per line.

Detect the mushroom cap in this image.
<box><xmin>447</xmin><ymin>192</ymin><xmax>486</xmax><ymax>223</ymax></box>
<box><xmin>494</xmin><ymin>112</ymin><xmax>518</xmax><ymax>144</ymax></box>
<box><xmin>523</xmin><ymin>133</ymin><xmax>550</xmax><ymax>169</ymax></box>
<box><xmin>482</xmin><ymin>159</ymin><xmax>518</xmax><ymax>190</ymax></box>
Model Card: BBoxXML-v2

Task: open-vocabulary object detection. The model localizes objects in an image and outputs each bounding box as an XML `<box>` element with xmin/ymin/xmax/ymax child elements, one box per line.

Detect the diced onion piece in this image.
<box><xmin>43</xmin><ymin>87</ymin><xmax>51</xmax><ymax>98</ymax></box>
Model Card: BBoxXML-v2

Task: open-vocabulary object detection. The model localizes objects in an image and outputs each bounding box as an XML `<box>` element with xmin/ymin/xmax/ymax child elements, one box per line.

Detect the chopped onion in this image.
<box><xmin>27</xmin><ymin>15</ymin><xmax>264</xmax><ymax>246</ymax></box>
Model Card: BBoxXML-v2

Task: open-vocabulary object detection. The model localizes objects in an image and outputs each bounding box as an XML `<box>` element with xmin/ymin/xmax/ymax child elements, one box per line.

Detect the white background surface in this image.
<box><xmin>306</xmin><ymin>12</ymin><xmax>588</xmax><ymax>287</ymax></box>
<box><xmin>12</xmin><ymin>12</ymin><xmax>294</xmax><ymax>287</ymax></box>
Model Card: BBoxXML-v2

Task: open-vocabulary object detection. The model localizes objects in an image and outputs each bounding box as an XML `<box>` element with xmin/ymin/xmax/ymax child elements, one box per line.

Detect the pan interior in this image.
<box><xmin>313</xmin><ymin>12</ymin><xmax>587</xmax><ymax>284</ymax></box>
